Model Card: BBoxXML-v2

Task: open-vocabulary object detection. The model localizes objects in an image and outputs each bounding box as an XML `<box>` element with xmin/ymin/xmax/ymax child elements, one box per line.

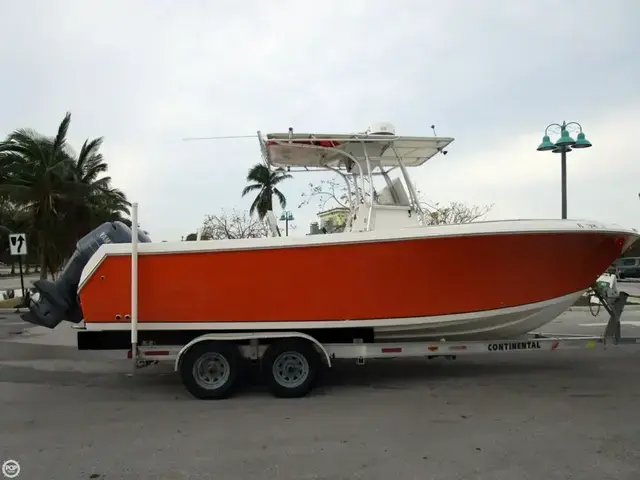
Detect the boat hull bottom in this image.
<box><xmin>373</xmin><ymin>291</ymin><xmax>584</xmax><ymax>342</ymax></box>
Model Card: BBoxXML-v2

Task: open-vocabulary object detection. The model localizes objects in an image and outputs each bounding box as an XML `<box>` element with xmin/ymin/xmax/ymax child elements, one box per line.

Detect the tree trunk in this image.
<box><xmin>266</xmin><ymin>192</ymin><xmax>273</xmax><ymax>215</ymax></box>
<box><xmin>38</xmin><ymin>239</ymin><xmax>48</xmax><ymax>281</ymax></box>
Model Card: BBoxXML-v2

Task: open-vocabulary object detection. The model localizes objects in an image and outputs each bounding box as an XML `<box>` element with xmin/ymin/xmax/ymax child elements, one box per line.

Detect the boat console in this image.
<box><xmin>259</xmin><ymin>123</ymin><xmax>454</xmax><ymax>233</ymax></box>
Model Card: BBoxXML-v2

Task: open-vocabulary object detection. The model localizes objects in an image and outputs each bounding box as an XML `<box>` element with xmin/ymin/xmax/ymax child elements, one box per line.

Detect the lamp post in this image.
<box><xmin>279</xmin><ymin>211</ymin><xmax>294</xmax><ymax>236</ymax></box>
<box><xmin>536</xmin><ymin>121</ymin><xmax>592</xmax><ymax>219</ymax></box>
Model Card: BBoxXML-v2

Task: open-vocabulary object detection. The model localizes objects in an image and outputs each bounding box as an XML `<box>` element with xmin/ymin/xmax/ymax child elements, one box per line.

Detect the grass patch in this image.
<box><xmin>0</xmin><ymin>297</ymin><xmax>23</xmax><ymax>308</ymax></box>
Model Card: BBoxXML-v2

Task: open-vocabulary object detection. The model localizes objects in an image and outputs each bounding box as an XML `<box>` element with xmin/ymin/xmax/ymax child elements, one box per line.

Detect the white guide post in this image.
<box><xmin>131</xmin><ymin>202</ymin><xmax>139</xmax><ymax>372</ymax></box>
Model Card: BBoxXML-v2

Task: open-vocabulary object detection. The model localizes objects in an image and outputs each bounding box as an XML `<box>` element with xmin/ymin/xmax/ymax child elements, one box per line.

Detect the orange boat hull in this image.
<box><xmin>78</xmin><ymin>229</ymin><xmax>632</xmax><ymax>326</ymax></box>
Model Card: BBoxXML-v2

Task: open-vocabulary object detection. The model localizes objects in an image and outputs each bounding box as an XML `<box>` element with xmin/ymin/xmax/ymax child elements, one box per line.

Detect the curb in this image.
<box><xmin>570</xmin><ymin>305</ymin><xmax>640</xmax><ymax>311</ymax></box>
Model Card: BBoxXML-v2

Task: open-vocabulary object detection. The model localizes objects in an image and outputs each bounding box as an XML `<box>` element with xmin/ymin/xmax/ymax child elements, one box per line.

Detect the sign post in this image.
<box><xmin>8</xmin><ymin>233</ymin><xmax>27</xmax><ymax>299</ymax></box>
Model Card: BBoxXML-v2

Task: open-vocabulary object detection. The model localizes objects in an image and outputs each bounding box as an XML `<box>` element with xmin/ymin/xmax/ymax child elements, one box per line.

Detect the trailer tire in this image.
<box><xmin>262</xmin><ymin>339</ymin><xmax>321</xmax><ymax>398</ymax></box>
<box><xmin>179</xmin><ymin>341</ymin><xmax>242</xmax><ymax>400</ymax></box>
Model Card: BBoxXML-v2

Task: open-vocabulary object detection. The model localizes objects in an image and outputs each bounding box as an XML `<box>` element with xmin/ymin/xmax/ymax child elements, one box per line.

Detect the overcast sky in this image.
<box><xmin>1</xmin><ymin>0</ymin><xmax>638</xmax><ymax>241</ymax></box>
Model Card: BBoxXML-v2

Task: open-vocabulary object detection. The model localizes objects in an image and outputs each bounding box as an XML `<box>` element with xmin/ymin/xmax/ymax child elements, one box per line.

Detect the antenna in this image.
<box><xmin>181</xmin><ymin>134</ymin><xmax>257</xmax><ymax>141</ymax></box>
<box><xmin>431</xmin><ymin>124</ymin><xmax>448</xmax><ymax>156</ymax></box>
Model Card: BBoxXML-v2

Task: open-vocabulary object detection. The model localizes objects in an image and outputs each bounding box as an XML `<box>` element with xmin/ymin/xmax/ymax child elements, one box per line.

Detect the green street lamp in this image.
<box><xmin>536</xmin><ymin>121</ymin><xmax>592</xmax><ymax>219</ymax></box>
<box><xmin>279</xmin><ymin>211</ymin><xmax>294</xmax><ymax>236</ymax></box>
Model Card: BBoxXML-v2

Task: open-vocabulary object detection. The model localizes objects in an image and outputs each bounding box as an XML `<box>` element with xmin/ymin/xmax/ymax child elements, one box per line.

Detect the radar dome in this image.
<box><xmin>367</xmin><ymin>122</ymin><xmax>396</xmax><ymax>135</ymax></box>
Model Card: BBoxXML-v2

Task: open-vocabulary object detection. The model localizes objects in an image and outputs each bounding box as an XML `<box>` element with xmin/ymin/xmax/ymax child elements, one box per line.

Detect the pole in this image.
<box><xmin>561</xmin><ymin>147</ymin><xmax>567</xmax><ymax>219</ymax></box>
<box><xmin>285</xmin><ymin>217</ymin><xmax>289</xmax><ymax>237</ymax></box>
<box><xmin>18</xmin><ymin>255</ymin><xmax>25</xmax><ymax>299</ymax></box>
<box><xmin>131</xmin><ymin>203</ymin><xmax>139</xmax><ymax>373</ymax></box>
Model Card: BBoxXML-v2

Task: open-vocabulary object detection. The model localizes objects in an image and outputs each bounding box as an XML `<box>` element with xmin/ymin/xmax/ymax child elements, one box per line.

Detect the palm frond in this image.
<box><xmin>246</xmin><ymin>163</ymin><xmax>271</xmax><ymax>183</ymax></box>
<box><xmin>241</xmin><ymin>183</ymin><xmax>263</xmax><ymax>197</ymax></box>
<box><xmin>273</xmin><ymin>187</ymin><xmax>287</xmax><ymax>209</ymax></box>
<box><xmin>51</xmin><ymin>112</ymin><xmax>71</xmax><ymax>156</ymax></box>
<box><xmin>248</xmin><ymin>193</ymin><xmax>262</xmax><ymax>218</ymax></box>
<box><xmin>270</xmin><ymin>168</ymin><xmax>293</xmax><ymax>186</ymax></box>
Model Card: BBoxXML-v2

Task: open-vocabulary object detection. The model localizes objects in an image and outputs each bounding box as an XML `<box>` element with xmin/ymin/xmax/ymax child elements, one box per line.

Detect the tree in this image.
<box><xmin>201</xmin><ymin>209</ymin><xmax>269</xmax><ymax>240</ymax></box>
<box><xmin>0</xmin><ymin>114</ymin><xmax>74</xmax><ymax>279</ymax></box>
<box><xmin>415</xmin><ymin>190</ymin><xmax>493</xmax><ymax>225</ymax></box>
<box><xmin>49</xmin><ymin>136</ymin><xmax>130</xmax><ymax>274</ymax></box>
<box><xmin>421</xmin><ymin>200</ymin><xmax>492</xmax><ymax>225</ymax></box>
<box><xmin>241</xmin><ymin>163</ymin><xmax>292</xmax><ymax>220</ymax></box>
<box><xmin>0</xmin><ymin>112</ymin><xmax>129</xmax><ymax>279</ymax></box>
<box><xmin>299</xmin><ymin>177</ymin><xmax>371</xmax><ymax>211</ymax></box>
<box><xmin>300</xmin><ymin>175</ymin><xmax>493</xmax><ymax>227</ymax></box>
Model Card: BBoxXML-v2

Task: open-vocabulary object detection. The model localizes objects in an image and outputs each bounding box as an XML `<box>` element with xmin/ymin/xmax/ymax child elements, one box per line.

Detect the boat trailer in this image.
<box><xmin>117</xmin><ymin>284</ymin><xmax>639</xmax><ymax>400</ymax></box>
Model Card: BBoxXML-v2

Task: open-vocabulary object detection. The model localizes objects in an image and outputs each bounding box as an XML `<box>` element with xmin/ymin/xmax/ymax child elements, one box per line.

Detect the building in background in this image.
<box><xmin>308</xmin><ymin>206</ymin><xmax>350</xmax><ymax>235</ymax></box>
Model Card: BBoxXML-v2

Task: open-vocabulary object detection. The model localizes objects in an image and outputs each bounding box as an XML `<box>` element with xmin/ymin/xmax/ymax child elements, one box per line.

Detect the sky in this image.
<box><xmin>1</xmin><ymin>0</ymin><xmax>639</xmax><ymax>241</ymax></box>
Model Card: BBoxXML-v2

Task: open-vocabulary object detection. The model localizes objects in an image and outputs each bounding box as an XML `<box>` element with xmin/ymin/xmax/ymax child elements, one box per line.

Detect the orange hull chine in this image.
<box><xmin>79</xmin><ymin>230</ymin><xmax>630</xmax><ymax>324</ymax></box>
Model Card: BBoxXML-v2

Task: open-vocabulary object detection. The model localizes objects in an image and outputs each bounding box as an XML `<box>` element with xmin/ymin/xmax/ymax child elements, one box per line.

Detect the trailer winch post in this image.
<box><xmin>604</xmin><ymin>291</ymin><xmax>628</xmax><ymax>343</ymax></box>
<box><xmin>131</xmin><ymin>202</ymin><xmax>139</xmax><ymax>373</ymax></box>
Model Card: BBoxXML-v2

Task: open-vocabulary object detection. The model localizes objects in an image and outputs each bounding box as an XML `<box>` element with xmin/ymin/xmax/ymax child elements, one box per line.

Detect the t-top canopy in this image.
<box><xmin>260</xmin><ymin>131</ymin><xmax>454</xmax><ymax>170</ymax></box>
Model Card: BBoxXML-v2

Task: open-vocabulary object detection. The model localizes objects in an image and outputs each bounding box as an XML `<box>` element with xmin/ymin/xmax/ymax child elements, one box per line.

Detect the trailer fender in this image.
<box><xmin>174</xmin><ymin>331</ymin><xmax>332</xmax><ymax>371</ymax></box>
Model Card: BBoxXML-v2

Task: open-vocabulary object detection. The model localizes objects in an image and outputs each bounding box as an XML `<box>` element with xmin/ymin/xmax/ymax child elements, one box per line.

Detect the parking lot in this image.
<box><xmin>1</xmin><ymin>300</ymin><xmax>640</xmax><ymax>479</ymax></box>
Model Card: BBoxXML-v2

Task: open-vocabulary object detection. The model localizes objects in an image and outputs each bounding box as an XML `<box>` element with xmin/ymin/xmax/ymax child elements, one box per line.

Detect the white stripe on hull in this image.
<box><xmin>82</xmin><ymin>290</ymin><xmax>584</xmax><ymax>339</ymax></box>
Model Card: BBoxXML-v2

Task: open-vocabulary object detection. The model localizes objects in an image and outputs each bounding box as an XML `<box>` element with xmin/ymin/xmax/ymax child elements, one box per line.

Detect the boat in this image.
<box><xmin>21</xmin><ymin>122</ymin><xmax>639</xmax><ymax>343</ymax></box>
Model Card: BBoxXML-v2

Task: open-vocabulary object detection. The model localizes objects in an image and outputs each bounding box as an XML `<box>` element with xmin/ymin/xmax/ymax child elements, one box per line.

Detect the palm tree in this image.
<box><xmin>241</xmin><ymin>163</ymin><xmax>292</xmax><ymax>220</ymax></box>
<box><xmin>55</xmin><ymin>136</ymin><xmax>130</xmax><ymax>259</ymax></box>
<box><xmin>0</xmin><ymin>113</ymin><xmax>78</xmax><ymax>279</ymax></box>
<box><xmin>0</xmin><ymin>112</ymin><xmax>129</xmax><ymax>279</ymax></box>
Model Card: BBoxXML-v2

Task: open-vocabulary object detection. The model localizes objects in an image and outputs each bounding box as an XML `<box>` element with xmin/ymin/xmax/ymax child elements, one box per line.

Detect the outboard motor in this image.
<box><xmin>21</xmin><ymin>221</ymin><xmax>151</xmax><ymax>329</ymax></box>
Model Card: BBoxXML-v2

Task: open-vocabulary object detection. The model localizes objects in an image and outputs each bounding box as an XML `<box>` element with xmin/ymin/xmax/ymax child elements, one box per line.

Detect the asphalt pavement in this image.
<box><xmin>0</xmin><ymin>274</ymin><xmax>39</xmax><ymax>292</ymax></box>
<box><xmin>1</xmin><ymin>307</ymin><xmax>640</xmax><ymax>479</ymax></box>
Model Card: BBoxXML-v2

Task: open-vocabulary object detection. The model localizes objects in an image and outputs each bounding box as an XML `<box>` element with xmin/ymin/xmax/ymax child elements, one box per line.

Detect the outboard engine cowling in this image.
<box><xmin>21</xmin><ymin>221</ymin><xmax>151</xmax><ymax>329</ymax></box>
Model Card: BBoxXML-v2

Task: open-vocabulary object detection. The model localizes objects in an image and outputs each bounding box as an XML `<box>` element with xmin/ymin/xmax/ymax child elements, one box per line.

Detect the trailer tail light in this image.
<box><xmin>381</xmin><ymin>347</ymin><xmax>402</xmax><ymax>353</ymax></box>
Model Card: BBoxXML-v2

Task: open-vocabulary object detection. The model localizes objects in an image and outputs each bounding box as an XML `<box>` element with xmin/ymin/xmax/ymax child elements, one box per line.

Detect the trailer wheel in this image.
<box><xmin>179</xmin><ymin>341</ymin><xmax>242</xmax><ymax>400</ymax></box>
<box><xmin>262</xmin><ymin>339</ymin><xmax>321</xmax><ymax>398</ymax></box>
